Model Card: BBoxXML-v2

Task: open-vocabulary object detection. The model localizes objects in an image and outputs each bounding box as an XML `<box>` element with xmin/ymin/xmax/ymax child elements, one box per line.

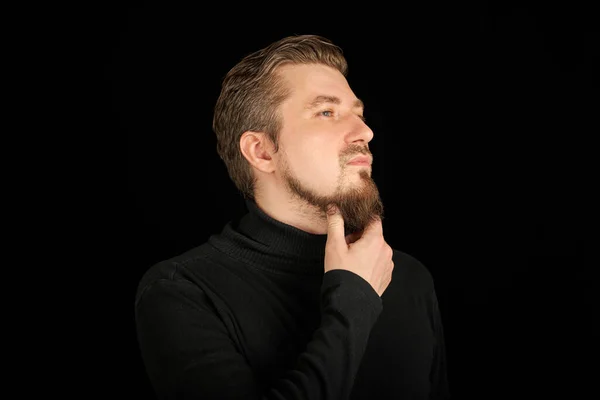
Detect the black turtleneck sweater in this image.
<box><xmin>135</xmin><ymin>200</ymin><xmax>450</xmax><ymax>399</ymax></box>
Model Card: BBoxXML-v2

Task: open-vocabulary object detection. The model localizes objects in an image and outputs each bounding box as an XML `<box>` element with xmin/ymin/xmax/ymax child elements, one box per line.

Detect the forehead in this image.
<box><xmin>277</xmin><ymin>64</ymin><xmax>356</xmax><ymax>105</ymax></box>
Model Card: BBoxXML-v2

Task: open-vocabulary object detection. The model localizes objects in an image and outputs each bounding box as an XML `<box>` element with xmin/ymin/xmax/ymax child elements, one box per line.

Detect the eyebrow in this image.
<box><xmin>304</xmin><ymin>95</ymin><xmax>364</xmax><ymax>110</ymax></box>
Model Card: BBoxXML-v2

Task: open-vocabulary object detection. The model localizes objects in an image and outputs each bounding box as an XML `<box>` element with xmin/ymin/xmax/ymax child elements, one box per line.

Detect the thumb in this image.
<box><xmin>326</xmin><ymin>204</ymin><xmax>345</xmax><ymax>248</ymax></box>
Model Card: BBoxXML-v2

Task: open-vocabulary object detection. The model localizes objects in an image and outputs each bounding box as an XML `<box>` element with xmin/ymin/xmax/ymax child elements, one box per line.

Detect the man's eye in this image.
<box><xmin>318</xmin><ymin>110</ymin><xmax>334</xmax><ymax>117</ymax></box>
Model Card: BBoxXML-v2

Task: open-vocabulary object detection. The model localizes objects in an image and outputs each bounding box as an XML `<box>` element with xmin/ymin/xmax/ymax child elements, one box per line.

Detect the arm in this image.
<box><xmin>429</xmin><ymin>291</ymin><xmax>451</xmax><ymax>400</ymax></box>
<box><xmin>135</xmin><ymin>269</ymin><xmax>382</xmax><ymax>400</ymax></box>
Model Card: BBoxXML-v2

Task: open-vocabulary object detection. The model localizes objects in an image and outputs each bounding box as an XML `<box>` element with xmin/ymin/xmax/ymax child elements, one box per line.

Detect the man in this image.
<box><xmin>135</xmin><ymin>34</ymin><xmax>450</xmax><ymax>399</ymax></box>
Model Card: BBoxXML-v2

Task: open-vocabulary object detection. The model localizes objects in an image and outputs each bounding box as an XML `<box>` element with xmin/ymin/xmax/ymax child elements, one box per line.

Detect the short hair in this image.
<box><xmin>213</xmin><ymin>34</ymin><xmax>348</xmax><ymax>200</ymax></box>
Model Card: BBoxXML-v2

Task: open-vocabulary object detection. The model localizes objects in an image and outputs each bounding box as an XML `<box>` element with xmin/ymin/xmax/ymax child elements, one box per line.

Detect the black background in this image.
<box><xmin>106</xmin><ymin>2</ymin><xmax>594</xmax><ymax>398</ymax></box>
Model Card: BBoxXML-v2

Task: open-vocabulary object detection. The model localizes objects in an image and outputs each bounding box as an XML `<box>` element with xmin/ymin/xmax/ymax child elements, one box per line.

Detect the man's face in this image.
<box><xmin>274</xmin><ymin>63</ymin><xmax>384</xmax><ymax>235</ymax></box>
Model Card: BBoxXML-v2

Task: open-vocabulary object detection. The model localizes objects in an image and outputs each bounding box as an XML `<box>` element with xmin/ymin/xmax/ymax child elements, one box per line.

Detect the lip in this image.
<box><xmin>347</xmin><ymin>156</ymin><xmax>372</xmax><ymax>166</ymax></box>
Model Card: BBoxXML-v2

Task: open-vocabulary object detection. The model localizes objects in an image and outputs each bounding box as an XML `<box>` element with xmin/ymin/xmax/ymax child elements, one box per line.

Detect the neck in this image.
<box><xmin>206</xmin><ymin>198</ymin><xmax>328</xmax><ymax>276</ymax></box>
<box><xmin>255</xmin><ymin>193</ymin><xmax>328</xmax><ymax>235</ymax></box>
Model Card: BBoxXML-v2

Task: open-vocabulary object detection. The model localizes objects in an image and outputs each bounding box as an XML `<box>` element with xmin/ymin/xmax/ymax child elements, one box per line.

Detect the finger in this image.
<box><xmin>326</xmin><ymin>204</ymin><xmax>345</xmax><ymax>248</ymax></box>
<box><xmin>345</xmin><ymin>230</ymin><xmax>363</xmax><ymax>245</ymax></box>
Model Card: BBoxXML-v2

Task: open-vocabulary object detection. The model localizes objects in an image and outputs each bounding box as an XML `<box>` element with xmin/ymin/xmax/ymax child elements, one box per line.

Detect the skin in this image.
<box><xmin>240</xmin><ymin>63</ymin><xmax>384</xmax><ymax>237</ymax></box>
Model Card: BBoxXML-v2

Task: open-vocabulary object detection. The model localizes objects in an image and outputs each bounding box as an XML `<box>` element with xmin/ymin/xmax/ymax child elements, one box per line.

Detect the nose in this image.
<box><xmin>346</xmin><ymin>114</ymin><xmax>374</xmax><ymax>144</ymax></box>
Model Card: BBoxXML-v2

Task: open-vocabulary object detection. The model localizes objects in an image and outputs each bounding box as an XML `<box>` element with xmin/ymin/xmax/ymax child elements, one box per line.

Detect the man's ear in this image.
<box><xmin>240</xmin><ymin>131</ymin><xmax>276</xmax><ymax>173</ymax></box>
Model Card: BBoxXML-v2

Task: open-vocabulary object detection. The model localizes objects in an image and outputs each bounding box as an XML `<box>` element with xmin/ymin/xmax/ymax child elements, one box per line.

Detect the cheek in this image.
<box><xmin>306</xmin><ymin>155</ymin><xmax>342</xmax><ymax>189</ymax></box>
<box><xmin>284</xmin><ymin>138</ymin><xmax>340</xmax><ymax>182</ymax></box>
<box><xmin>306</xmin><ymin>150</ymin><xmax>338</xmax><ymax>174</ymax></box>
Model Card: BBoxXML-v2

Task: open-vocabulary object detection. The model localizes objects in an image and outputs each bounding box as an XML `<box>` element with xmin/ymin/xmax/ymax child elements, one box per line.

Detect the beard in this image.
<box><xmin>281</xmin><ymin>157</ymin><xmax>385</xmax><ymax>236</ymax></box>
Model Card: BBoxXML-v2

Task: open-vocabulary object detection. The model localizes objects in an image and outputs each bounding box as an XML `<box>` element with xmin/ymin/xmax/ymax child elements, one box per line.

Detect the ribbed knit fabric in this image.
<box><xmin>135</xmin><ymin>199</ymin><xmax>450</xmax><ymax>399</ymax></box>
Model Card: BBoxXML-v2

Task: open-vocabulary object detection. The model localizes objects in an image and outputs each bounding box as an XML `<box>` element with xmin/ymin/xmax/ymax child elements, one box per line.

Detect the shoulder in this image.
<box><xmin>391</xmin><ymin>248</ymin><xmax>435</xmax><ymax>294</ymax></box>
<box><xmin>134</xmin><ymin>244</ymin><xmax>213</xmax><ymax>308</ymax></box>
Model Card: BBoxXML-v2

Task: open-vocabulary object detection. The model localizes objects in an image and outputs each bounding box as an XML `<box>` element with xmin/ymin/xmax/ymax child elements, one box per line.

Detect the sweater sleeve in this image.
<box><xmin>429</xmin><ymin>291</ymin><xmax>450</xmax><ymax>400</ymax></box>
<box><xmin>135</xmin><ymin>269</ymin><xmax>383</xmax><ymax>400</ymax></box>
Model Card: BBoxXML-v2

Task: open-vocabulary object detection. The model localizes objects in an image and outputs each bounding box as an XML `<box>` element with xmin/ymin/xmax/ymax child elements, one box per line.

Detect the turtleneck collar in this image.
<box><xmin>207</xmin><ymin>199</ymin><xmax>328</xmax><ymax>276</ymax></box>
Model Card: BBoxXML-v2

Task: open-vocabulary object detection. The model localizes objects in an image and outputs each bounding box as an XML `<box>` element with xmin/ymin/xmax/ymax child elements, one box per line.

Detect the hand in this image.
<box><xmin>324</xmin><ymin>205</ymin><xmax>394</xmax><ymax>297</ymax></box>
